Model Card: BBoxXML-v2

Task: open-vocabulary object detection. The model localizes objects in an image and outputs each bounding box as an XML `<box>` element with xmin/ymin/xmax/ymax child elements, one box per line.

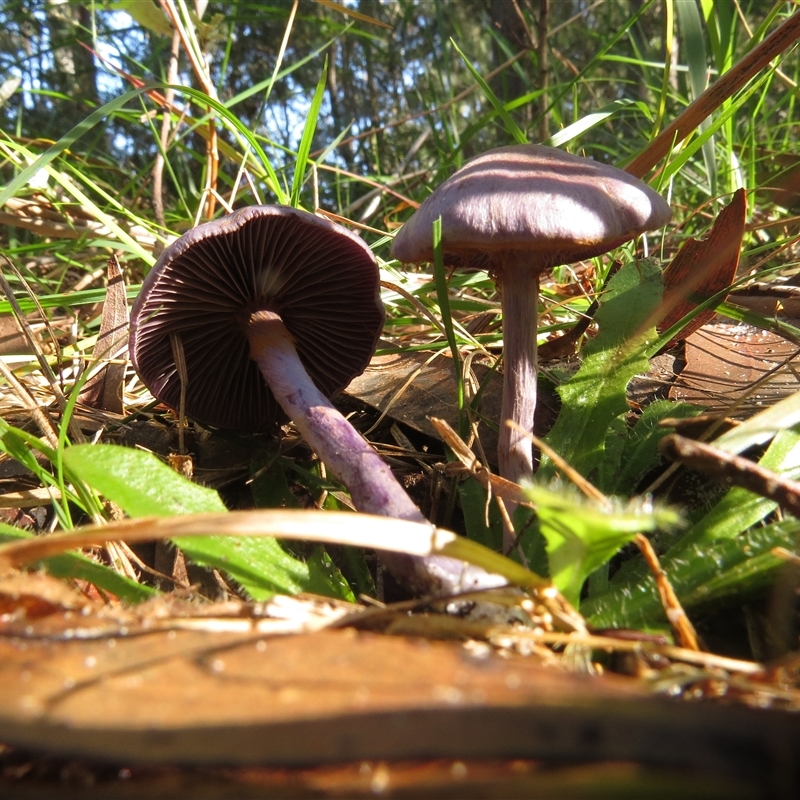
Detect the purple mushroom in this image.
<box><xmin>130</xmin><ymin>205</ymin><xmax>504</xmax><ymax>595</ymax></box>
<box><xmin>391</xmin><ymin>144</ymin><xmax>672</xmax><ymax>488</ymax></box>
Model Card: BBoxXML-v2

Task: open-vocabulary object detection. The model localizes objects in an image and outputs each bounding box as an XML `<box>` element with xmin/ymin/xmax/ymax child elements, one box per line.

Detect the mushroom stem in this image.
<box><xmin>247</xmin><ymin>311</ymin><xmax>426</xmax><ymax>523</ymax></box>
<box><xmin>497</xmin><ymin>259</ymin><xmax>540</xmax><ymax>551</ymax></box>
<box><xmin>246</xmin><ymin>311</ymin><xmax>507</xmax><ymax>595</ymax></box>
<box><xmin>498</xmin><ymin>258</ymin><xmax>540</xmax><ymax>485</ymax></box>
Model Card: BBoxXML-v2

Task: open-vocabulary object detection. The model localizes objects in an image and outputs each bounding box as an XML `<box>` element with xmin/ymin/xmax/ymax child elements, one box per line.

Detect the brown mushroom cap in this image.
<box><xmin>391</xmin><ymin>144</ymin><xmax>672</xmax><ymax>269</ymax></box>
<box><xmin>130</xmin><ymin>205</ymin><xmax>384</xmax><ymax>431</ymax></box>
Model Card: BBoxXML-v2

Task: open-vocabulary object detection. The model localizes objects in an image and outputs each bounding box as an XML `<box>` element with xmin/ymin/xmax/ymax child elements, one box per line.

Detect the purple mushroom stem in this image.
<box><xmin>246</xmin><ymin>309</ymin><xmax>506</xmax><ymax>595</ymax></box>
<box><xmin>498</xmin><ymin>260</ymin><xmax>540</xmax><ymax>485</ymax></box>
<box><xmin>246</xmin><ymin>310</ymin><xmax>427</xmax><ymax>524</ymax></box>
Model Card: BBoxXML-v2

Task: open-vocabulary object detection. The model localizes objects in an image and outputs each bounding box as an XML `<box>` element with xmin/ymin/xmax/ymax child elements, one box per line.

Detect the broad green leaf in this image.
<box><xmin>338</xmin><ymin>544</ymin><xmax>376</xmax><ymax>599</ymax></box>
<box><xmin>584</xmin><ymin>427</ymin><xmax>800</xmax><ymax>628</ymax></box>
<box><xmin>62</xmin><ymin>444</ymin><xmax>330</xmax><ymax>600</ymax></box>
<box><xmin>64</xmin><ymin>444</ymin><xmax>226</xmax><ymax>516</ymax></box>
<box><xmin>540</xmin><ymin>258</ymin><xmax>663</xmax><ymax>482</ymax></box>
<box><xmin>250</xmin><ymin>455</ymin><xmax>299</xmax><ymax>510</ymax></box>
<box><xmin>249</xmin><ymin>454</ymin><xmax>353</xmax><ymax>600</ymax></box>
<box><xmin>458</xmin><ymin>476</ymin><xmax>503</xmax><ymax>551</ymax></box>
<box><xmin>525</xmin><ymin>483</ymin><xmax>680</xmax><ymax>607</ymax></box>
<box><xmin>306</xmin><ymin>545</ymin><xmax>357</xmax><ymax>603</ymax></box>
<box><xmin>610</xmin><ymin>400</ymin><xmax>703</xmax><ymax>494</ymax></box>
<box><xmin>653</xmin><ymin>427</ymin><xmax>800</xmax><ymax>563</ymax></box>
<box><xmin>684</xmin><ymin>521</ymin><xmax>799</xmax><ymax>608</ymax></box>
<box><xmin>595</xmin><ymin>416</ymin><xmax>628</xmax><ymax>494</ymax></box>
<box><xmin>585</xmin><ymin>519</ymin><xmax>800</xmax><ymax>630</ymax></box>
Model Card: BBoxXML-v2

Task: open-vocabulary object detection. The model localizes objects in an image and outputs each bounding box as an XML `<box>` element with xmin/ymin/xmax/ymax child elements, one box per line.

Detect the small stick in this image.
<box><xmin>626</xmin><ymin>10</ymin><xmax>800</xmax><ymax>178</ymax></box>
<box><xmin>635</xmin><ymin>532</ymin><xmax>700</xmax><ymax>652</ymax></box>
<box><xmin>430</xmin><ymin>417</ymin><xmax>529</xmax><ymax>506</ymax></box>
<box><xmin>660</xmin><ymin>434</ymin><xmax>800</xmax><ymax>517</ymax></box>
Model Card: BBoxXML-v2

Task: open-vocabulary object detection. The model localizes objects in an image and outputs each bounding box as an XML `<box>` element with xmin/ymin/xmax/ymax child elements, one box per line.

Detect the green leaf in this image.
<box><xmin>0</xmin><ymin>523</ymin><xmax>155</xmax><ymax>604</ymax></box>
<box><xmin>0</xmin><ymin>419</ymin><xmax>80</xmax><ymax>529</ymax></box>
<box><xmin>0</xmin><ymin>285</ymin><xmax>141</xmax><ymax>315</ymax></box>
<box><xmin>0</xmin><ymin>420</ymin><xmax>55</xmax><ymax>482</ymax></box>
<box><xmin>525</xmin><ymin>484</ymin><xmax>680</xmax><ymax>607</ymax></box>
<box><xmin>0</xmin><ymin>88</ymin><xmax>150</xmax><ymax>209</ymax></box>
<box><xmin>683</xmin><ymin>521</ymin><xmax>799</xmax><ymax>608</ymax></box>
<box><xmin>544</xmin><ymin>99</ymin><xmax>652</xmax><ymax>149</ymax></box>
<box><xmin>250</xmin><ymin>455</ymin><xmax>300</xmax><ymax>510</ymax></box>
<box><xmin>64</xmin><ymin>443</ymin><xmax>226</xmax><ymax>516</ymax></box>
<box><xmin>540</xmin><ymin>258</ymin><xmax>663</xmax><ymax>482</ymax></box>
<box><xmin>338</xmin><ymin>545</ymin><xmax>376</xmax><ymax>598</ymax></box>
<box><xmin>676</xmin><ymin>0</ymin><xmax>716</xmax><ymax>195</ymax></box>
<box><xmin>432</xmin><ymin>216</ymin><xmax>465</xmax><ymax>432</ymax></box>
<box><xmin>458</xmin><ymin>476</ymin><xmax>503</xmax><ymax>551</ymax></box>
<box><xmin>610</xmin><ymin>400</ymin><xmax>704</xmax><ymax>494</ymax></box>
<box><xmin>595</xmin><ymin>416</ymin><xmax>628</xmax><ymax>494</ymax></box>
<box><xmin>585</xmin><ymin>518</ymin><xmax>800</xmax><ymax>630</ymax></box>
<box><xmin>584</xmin><ymin>427</ymin><xmax>800</xmax><ymax>628</ymax></box>
<box><xmin>305</xmin><ymin>545</ymin><xmax>356</xmax><ymax>603</ymax></box>
<box><xmin>62</xmin><ymin>444</ymin><xmax>322</xmax><ymax>600</ymax></box>
<box><xmin>713</xmin><ymin>390</ymin><xmax>800</xmax><ymax>455</ymax></box>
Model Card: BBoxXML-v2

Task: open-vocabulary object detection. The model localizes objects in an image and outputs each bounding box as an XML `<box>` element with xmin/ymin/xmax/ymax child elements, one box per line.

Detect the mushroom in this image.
<box><xmin>391</xmin><ymin>144</ymin><xmax>671</xmax><ymax>489</ymax></box>
<box><xmin>130</xmin><ymin>205</ymin><xmax>504</xmax><ymax>595</ymax></box>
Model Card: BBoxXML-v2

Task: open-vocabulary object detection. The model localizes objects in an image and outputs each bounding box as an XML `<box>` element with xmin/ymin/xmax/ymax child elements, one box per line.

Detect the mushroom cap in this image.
<box><xmin>130</xmin><ymin>205</ymin><xmax>384</xmax><ymax>431</ymax></box>
<box><xmin>391</xmin><ymin>144</ymin><xmax>671</xmax><ymax>270</ymax></box>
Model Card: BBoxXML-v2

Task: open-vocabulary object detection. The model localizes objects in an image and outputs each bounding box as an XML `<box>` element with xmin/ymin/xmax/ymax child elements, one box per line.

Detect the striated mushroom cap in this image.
<box><xmin>391</xmin><ymin>144</ymin><xmax>671</xmax><ymax>270</ymax></box>
<box><xmin>130</xmin><ymin>205</ymin><xmax>384</xmax><ymax>430</ymax></box>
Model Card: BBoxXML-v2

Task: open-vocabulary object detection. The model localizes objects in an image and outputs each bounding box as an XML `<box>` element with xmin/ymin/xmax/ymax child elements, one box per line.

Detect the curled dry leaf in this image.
<box><xmin>78</xmin><ymin>255</ymin><xmax>130</xmax><ymax>414</ymax></box>
<box><xmin>658</xmin><ymin>188</ymin><xmax>746</xmax><ymax>347</ymax></box>
<box><xmin>0</xmin><ymin>568</ymin><xmax>92</xmax><ymax>620</ymax></box>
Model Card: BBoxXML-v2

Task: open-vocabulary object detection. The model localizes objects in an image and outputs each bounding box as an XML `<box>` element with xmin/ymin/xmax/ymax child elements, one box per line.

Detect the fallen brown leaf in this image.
<box><xmin>78</xmin><ymin>255</ymin><xmax>130</xmax><ymax>414</ymax></box>
<box><xmin>658</xmin><ymin>189</ymin><xmax>746</xmax><ymax>347</ymax></box>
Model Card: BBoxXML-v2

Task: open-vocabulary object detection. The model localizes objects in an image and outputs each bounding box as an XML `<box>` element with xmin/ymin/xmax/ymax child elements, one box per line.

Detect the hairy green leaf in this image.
<box><xmin>62</xmin><ymin>444</ymin><xmax>344</xmax><ymax>600</ymax></box>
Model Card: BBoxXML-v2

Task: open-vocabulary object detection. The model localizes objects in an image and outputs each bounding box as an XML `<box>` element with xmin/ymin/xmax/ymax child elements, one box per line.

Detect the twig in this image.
<box><xmin>507</xmin><ymin>419</ymin><xmax>607</xmax><ymax>505</ymax></box>
<box><xmin>160</xmin><ymin>0</ymin><xmax>220</xmax><ymax>218</ymax></box>
<box><xmin>635</xmin><ymin>533</ymin><xmax>700</xmax><ymax>651</ymax></box>
<box><xmin>660</xmin><ymin>433</ymin><xmax>800</xmax><ymax>517</ymax></box>
<box><xmin>430</xmin><ymin>416</ymin><xmax>529</xmax><ymax>507</ymax></box>
<box><xmin>626</xmin><ymin>10</ymin><xmax>800</xmax><ymax>178</ymax></box>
